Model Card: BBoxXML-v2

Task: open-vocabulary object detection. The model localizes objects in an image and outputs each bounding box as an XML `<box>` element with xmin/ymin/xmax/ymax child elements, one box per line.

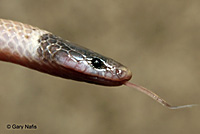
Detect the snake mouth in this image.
<box><xmin>58</xmin><ymin>65</ymin><xmax>132</xmax><ymax>86</ymax></box>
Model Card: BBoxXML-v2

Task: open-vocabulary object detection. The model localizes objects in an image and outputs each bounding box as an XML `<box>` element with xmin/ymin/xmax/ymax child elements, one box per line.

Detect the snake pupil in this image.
<box><xmin>91</xmin><ymin>58</ymin><xmax>104</xmax><ymax>69</ymax></box>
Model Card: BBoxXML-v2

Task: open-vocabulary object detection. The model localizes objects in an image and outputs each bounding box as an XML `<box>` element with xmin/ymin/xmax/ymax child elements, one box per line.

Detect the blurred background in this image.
<box><xmin>0</xmin><ymin>0</ymin><xmax>199</xmax><ymax>134</ymax></box>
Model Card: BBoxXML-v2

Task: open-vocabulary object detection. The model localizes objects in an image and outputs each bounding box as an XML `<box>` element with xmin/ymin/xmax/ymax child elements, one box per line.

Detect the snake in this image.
<box><xmin>0</xmin><ymin>18</ymin><xmax>195</xmax><ymax>109</ymax></box>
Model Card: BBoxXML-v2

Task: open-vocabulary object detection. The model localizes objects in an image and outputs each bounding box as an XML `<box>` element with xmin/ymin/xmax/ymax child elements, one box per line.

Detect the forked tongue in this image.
<box><xmin>124</xmin><ymin>82</ymin><xmax>197</xmax><ymax>109</ymax></box>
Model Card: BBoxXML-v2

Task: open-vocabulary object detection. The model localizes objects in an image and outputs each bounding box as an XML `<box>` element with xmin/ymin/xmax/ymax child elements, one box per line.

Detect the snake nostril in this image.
<box><xmin>116</xmin><ymin>69</ymin><xmax>126</xmax><ymax>79</ymax></box>
<box><xmin>116</xmin><ymin>67</ymin><xmax>132</xmax><ymax>80</ymax></box>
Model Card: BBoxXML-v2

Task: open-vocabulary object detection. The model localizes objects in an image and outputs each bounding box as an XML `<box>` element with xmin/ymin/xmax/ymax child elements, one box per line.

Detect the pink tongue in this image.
<box><xmin>124</xmin><ymin>81</ymin><xmax>197</xmax><ymax>109</ymax></box>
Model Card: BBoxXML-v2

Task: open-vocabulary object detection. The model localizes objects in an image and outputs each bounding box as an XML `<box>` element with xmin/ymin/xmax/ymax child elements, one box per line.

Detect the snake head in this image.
<box><xmin>37</xmin><ymin>33</ymin><xmax>132</xmax><ymax>86</ymax></box>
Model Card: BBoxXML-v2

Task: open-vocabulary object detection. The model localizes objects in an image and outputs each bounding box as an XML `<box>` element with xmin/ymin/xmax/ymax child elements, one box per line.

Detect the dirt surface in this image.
<box><xmin>0</xmin><ymin>0</ymin><xmax>199</xmax><ymax>134</ymax></box>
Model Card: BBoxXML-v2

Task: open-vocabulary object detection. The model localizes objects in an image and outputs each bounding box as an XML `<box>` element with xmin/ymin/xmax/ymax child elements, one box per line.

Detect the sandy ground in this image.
<box><xmin>0</xmin><ymin>0</ymin><xmax>199</xmax><ymax>134</ymax></box>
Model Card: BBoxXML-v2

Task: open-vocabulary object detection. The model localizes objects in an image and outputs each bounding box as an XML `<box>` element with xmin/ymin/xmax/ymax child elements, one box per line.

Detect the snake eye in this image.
<box><xmin>91</xmin><ymin>58</ymin><xmax>104</xmax><ymax>69</ymax></box>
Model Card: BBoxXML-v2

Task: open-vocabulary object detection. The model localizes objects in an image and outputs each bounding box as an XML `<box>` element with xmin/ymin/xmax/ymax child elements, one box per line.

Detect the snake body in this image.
<box><xmin>0</xmin><ymin>19</ymin><xmax>131</xmax><ymax>86</ymax></box>
<box><xmin>0</xmin><ymin>19</ymin><xmax>195</xmax><ymax>109</ymax></box>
